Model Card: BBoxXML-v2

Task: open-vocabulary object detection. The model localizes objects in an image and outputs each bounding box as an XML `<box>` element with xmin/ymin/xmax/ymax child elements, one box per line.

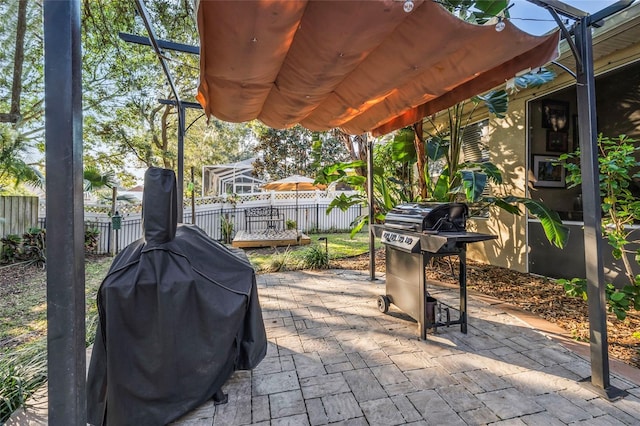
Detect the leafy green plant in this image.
<box><xmin>266</xmin><ymin>248</ymin><xmax>294</xmax><ymax>272</ymax></box>
<box><xmin>319</xmin><ymin>157</ymin><xmax>413</xmax><ymax>237</ymax></box>
<box><xmin>0</xmin><ymin>229</ymin><xmax>46</xmax><ymax>267</ymax></box>
<box><xmin>21</xmin><ymin>228</ymin><xmax>46</xmax><ymax>269</ymax></box>
<box><xmin>84</xmin><ymin>226</ymin><xmax>101</xmax><ymax>253</ymax></box>
<box><xmin>1</xmin><ymin>234</ymin><xmax>22</xmax><ymax>264</ymax></box>
<box><xmin>220</xmin><ymin>215</ymin><xmax>234</xmax><ymax>244</ymax></box>
<box><xmin>301</xmin><ymin>245</ymin><xmax>328</xmax><ymax>269</ymax></box>
<box><xmin>285</xmin><ymin>219</ymin><xmax>297</xmax><ymax>230</ymax></box>
<box><xmin>559</xmin><ymin>134</ymin><xmax>640</xmax><ymax>319</ymax></box>
<box><xmin>0</xmin><ymin>341</ymin><xmax>48</xmax><ymax>424</ymax></box>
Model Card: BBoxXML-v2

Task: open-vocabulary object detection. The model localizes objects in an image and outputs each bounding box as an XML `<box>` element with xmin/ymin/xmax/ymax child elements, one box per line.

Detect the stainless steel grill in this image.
<box><xmin>376</xmin><ymin>203</ymin><xmax>496</xmax><ymax>340</ymax></box>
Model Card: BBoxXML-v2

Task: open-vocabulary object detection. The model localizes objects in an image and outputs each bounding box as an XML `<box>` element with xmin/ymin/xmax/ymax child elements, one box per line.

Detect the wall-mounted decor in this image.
<box><xmin>533</xmin><ymin>155</ymin><xmax>565</xmax><ymax>188</ymax></box>
<box><xmin>541</xmin><ymin>100</ymin><xmax>569</xmax><ymax>132</ymax></box>
<box><xmin>546</xmin><ymin>130</ymin><xmax>569</xmax><ymax>153</ymax></box>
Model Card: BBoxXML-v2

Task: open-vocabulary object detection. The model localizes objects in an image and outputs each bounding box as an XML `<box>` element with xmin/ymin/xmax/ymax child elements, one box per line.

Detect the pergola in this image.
<box><xmin>42</xmin><ymin>0</ymin><xmax>633</xmax><ymax>422</ymax></box>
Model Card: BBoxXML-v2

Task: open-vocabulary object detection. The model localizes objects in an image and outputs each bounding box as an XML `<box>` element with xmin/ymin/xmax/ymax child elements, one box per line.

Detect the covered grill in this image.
<box><xmin>376</xmin><ymin>203</ymin><xmax>496</xmax><ymax>340</ymax></box>
<box><xmin>87</xmin><ymin>168</ymin><xmax>267</xmax><ymax>426</ymax></box>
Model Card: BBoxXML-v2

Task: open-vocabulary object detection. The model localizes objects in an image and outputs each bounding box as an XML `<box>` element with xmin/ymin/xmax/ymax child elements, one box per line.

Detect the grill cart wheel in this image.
<box><xmin>377</xmin><ymin>295</ymin><xmax>390</xmax><ymax>313</ymax></box>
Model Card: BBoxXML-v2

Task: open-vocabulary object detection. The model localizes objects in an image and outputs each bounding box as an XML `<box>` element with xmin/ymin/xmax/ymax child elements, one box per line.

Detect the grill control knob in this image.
<box><xmin>398</xmin><ymin>236</ymin><xmax>405</xmax><ymax>243</ymax></box>
<box><xmin>405</xmin><ymin>237</ymin><xmax>413</xmax><ymax>244</ymax></box>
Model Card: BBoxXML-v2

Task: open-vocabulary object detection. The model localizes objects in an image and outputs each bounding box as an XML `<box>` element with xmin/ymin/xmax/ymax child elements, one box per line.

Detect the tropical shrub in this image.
<box><xmin>84</xmin><ymin>226</ymin><xmax>101</xmax><ymax>253</ymax></box>
<box><xmin>558</xmin><ymin>134</ymin><xmax>640</xmax><ymax>320</ymax></box>
<box><xmin>0</xmin><ymin>341</ymin><xmax>47</xmax><ymax>424</ymax></box>
<box><xmin>301</xmin><ymin>245</ymin><xmax>328</xmax><ymax>269</ymax></box>
<box><xmin>220</xmin><ymin>215</ymin><xmax>234</xmax><ymax>244</ymax></box>
<box><xmin>21</xmin><ymin>228</ymin><xmax>46</xmax><ymax>268</ymax></box>
<box><xmin>0</xmin><ymin>228</ymin><xmax>46</xmax><ymax>267</ymax></box>
<box><xmin>1</xmin><ymin>234</ymin><xmax>22</xmax><ymax>264</ymax></box>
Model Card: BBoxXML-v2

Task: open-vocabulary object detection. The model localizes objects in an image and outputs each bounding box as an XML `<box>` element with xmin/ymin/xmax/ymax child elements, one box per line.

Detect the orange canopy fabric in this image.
<box><xmin>196</xmin><ymin>0</ymin><xmax>559</xmax><ymax>136</ymax></box>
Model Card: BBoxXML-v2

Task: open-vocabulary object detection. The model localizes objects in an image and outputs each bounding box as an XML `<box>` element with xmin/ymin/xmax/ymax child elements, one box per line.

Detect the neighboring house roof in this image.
<box><xmin>202</xmin><ymin>158</ymin><xmax>265</xmax><ymax>196</ymax></box>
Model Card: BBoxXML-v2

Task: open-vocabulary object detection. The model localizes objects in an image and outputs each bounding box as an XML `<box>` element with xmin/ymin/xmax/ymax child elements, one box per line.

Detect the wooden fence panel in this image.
<box><xmin>0</xmin><ymin>196</ymin><xmax>39</xmax><ymax>238</ymax></box>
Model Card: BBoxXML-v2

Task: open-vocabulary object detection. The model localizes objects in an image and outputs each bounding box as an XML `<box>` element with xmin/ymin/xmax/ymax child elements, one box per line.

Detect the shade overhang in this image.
<box><xmin>196</xmin><ymin>0</ymin><xmax>560</xmax><ymax>136</ymax></box>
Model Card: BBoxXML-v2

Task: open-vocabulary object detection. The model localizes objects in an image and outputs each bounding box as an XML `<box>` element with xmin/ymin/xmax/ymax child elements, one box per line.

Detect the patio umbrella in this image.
<box><xmin>262</xmin><ymin>175</ymin><xmax>326</xmax><ymax>231</ymax></box>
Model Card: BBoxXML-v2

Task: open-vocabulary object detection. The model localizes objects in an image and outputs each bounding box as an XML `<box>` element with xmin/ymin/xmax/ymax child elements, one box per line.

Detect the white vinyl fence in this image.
<box><xmin>40</xmin><ymin>199</ymin><xmax>363</xmax><ymax>255</ymax></box>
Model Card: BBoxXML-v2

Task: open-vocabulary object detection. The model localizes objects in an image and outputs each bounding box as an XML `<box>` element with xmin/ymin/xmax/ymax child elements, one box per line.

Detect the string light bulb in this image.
<box><xmin>495</xmin><ymin>17</ymin><xmax>506</xmax><ymax>32</ymax></box>
<box><xmin>403</xmin><ymin>0</ymin><xmax>414</xmax><ymax>13</ymax></box>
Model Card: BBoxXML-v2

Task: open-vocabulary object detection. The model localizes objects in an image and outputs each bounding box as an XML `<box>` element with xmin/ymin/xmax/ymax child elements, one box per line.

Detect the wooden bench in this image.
<box><xmin>244</xmin><ymin>207</ymin><xmax>285</xmax><ymax>233</ymax></box>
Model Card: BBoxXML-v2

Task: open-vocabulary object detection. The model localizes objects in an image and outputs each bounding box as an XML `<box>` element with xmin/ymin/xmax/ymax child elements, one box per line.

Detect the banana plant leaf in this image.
<box><xmin>473</xmin><ymin>89</ymin><xmax>508</xmax><ymax>118</ymax></box>
<box><xmin>391</xmin><ymin>128</ymin><xmax>417</xmax><ymax>163</ymax></box>
<box><xmin>513</xmin><ymin>68</ymin><xmax>556</xmax><ymax>90</ymax></box>
<box><xmin>457</xmin><ymin>170</ymin><xmax>487</xmax><ymax>202</ymax></box>
<box><xmin>464</xmin><ymin>161</ymin><xmax>503</xmax><ymax>185</ymax></box>
<box><xmin>316</xmin><ymin>160</ymin><xmax>366</xmax><ymax>185</ymax></box>
<box><xmin>426</xmin><ymin>137</ymin><xmax>448</xmax><ymax>161</ymax></box>
<box><xmin>504</xmin><ymin>196</ymin><xmax>570</xmax><ymax>248</ymax></box>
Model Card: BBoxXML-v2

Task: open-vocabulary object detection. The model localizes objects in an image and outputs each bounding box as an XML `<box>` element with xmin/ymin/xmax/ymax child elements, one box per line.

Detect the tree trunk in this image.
<box><xmin>412</xmin><ymin>121</ymin><xmax>428</xmax><ymax>199</ymax></box>
<box><xmin>10</xmin><ymin>0</ymin><xmax>28</xmax><ymax>119</ymax></box>
<box><xmin>160</xmin><ymin>105</ymin><xmax>172</xmax><ymax>169</ymax></box>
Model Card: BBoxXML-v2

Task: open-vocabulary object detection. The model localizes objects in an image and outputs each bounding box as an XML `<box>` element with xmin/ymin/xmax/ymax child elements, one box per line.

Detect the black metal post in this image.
<box><xmin>366</xmin><ymin>134</ymin><xmax>376</xmax><ymax>280</ymax></box>
<box><xmin>527</xmin><ymin>0</ymin><xmax>633</xmax><ymax>400</ymax></box>
<box><xmin>459</xmin><ymin>250</ymin><xmax>467</xmax><ymax>334</ymax></box>
<box><xmin>574</xmin><ymin>19</ymin><xmax>625</xmax><ymax>400</ymax></box>
<box><xmin>44</xmin><ymin>0</ymin><xmax>86</xmax><ymax>423</ymax></box>
<box><xmin>191</xmin><ymin>166</ymin><xmax>196</xmax><ymax>225</ymax></box>
<box><xmin>177</xmin><ymin>102</ymin><xmax>185</xmax><ymax>222</ymax></box>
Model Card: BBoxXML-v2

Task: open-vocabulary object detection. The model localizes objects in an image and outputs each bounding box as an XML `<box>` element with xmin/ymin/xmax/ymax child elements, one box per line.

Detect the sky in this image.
<box><xmin>508</xmin><ymin>0</ymin><xmax>627</xmax><ymax>35</ymax></box>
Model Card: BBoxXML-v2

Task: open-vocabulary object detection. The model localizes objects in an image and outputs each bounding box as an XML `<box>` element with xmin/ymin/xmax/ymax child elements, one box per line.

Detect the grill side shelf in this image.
<box><xmin>420</xmin><ymin>232</ymin><xmax>497</xmax><ymax>253</ymax></box>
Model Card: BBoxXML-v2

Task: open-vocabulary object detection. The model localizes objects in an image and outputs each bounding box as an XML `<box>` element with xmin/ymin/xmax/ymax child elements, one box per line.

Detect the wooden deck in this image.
<box><xmin>231</xmin><ymin>230</ymin><xmax>311</xmax><ymax>248</ymax></box>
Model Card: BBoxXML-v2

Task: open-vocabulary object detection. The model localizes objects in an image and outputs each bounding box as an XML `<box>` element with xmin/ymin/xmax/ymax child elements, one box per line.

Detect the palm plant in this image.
<box><xmin>0</xmin><ymin>127</ymin><xmax>43</xmax><ymax>193</ymax></box>
<box><xmin>83</xmin><ymin>166</ymin><xmax>118</xmax><ymax>193</ymax></box>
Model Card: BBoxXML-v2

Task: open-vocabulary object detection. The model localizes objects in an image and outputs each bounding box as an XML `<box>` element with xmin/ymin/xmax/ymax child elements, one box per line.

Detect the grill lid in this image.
<box><xmin>384</xmin><ymin>203</ymin><xmax>468</xmax><ymax>232</ymax></box>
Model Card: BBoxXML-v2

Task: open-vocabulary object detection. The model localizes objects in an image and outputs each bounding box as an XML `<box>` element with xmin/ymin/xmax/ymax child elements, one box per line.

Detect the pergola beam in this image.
<box><xmin>118</xmin><ymin>31</ymin><xmax>199</xmax><ymax>55</ymax></box>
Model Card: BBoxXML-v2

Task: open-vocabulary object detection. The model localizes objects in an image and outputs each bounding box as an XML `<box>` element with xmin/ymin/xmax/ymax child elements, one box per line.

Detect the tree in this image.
<box><xmin>252</xmin><ymin>125</ymin><xmax>350</xmax><ymax>181</ymax></box>
<box><xmin>0</xmin><ymin>0</ymin><xmax>45</xmax><ymax>192</ymax></box>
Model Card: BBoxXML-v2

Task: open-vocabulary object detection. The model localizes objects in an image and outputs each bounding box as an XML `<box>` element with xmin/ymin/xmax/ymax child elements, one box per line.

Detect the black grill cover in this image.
<box><xmin>87</xmin><ymin>167</ymin><xmax>267</xmax><ymax>425</ymax></box>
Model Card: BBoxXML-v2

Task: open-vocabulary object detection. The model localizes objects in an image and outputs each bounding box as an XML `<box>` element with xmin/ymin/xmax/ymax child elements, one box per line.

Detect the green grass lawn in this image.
<box><xmin>246</xmin><ymin>231</ymin><xmax>381</xmax><ymax>272</ymax></box>
<box><xmin>0</xmin><ymin>256</ymin><xmax>112</xmax><ymax>422</ymax></box>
